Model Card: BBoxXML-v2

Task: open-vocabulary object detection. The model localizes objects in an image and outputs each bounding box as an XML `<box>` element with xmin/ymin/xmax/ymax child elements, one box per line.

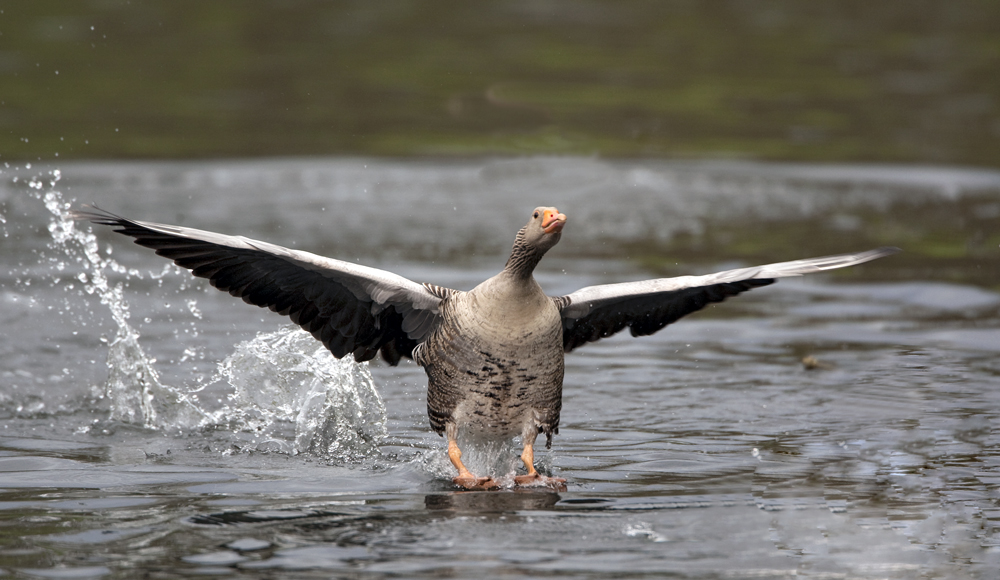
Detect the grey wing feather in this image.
<box><xmin>72</xmin><ymin>206</ymin><xmax>453</xmax><ymax>365</ymax></box>
<box><xmin>557</xmin><ymin>247</ymin><xmax>899</xmax><ymax>352</ymax></box>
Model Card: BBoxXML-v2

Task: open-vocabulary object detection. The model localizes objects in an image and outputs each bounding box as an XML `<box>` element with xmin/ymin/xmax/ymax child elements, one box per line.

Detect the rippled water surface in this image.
<box><xmin>1</xmin><ymin>158</ymin><xmax>999</xmax><ymax>578</ymax></box>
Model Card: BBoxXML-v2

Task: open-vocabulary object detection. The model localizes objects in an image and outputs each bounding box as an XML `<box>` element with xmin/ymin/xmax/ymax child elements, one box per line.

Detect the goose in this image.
<box><xmin>72</xmin><ymin>206</ymin><xmax>898</xmax><ymax>489</ymax></box>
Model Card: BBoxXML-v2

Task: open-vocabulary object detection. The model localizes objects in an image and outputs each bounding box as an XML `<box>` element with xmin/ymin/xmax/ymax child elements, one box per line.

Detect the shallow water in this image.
<box><xmin>1</xmin><ymin>157</ymin><xmax>999</xmax><ymax>578</ymax></box>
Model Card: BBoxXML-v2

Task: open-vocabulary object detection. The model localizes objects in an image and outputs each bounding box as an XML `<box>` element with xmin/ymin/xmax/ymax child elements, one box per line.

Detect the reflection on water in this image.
<box><xmin>424</xmin><ymin>489</ymin><xmax>561</xmax><ymax>514</ymax></box>
<box><xmin>0</xmin><ymin>158</ymin><xmax>998</xmax><ymax>577</ymax></box>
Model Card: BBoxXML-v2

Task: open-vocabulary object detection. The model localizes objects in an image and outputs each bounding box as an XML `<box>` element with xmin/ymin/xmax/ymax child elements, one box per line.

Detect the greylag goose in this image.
<box><xmin>73</xmin><ymin>206</ymin><xmax>898</xmax><ymax>489</ymax></box>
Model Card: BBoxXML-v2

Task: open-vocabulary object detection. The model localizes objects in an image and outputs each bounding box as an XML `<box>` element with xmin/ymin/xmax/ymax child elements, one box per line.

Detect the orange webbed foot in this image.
<box><xmin>453</xmin><ymin>475</ymin><xmax>500</xmax><ymax>491</ymax></box>
<box><xmin>514</xmin><ymin>473</ymin><xmax>567</xmax><ymax>490</ymax></box>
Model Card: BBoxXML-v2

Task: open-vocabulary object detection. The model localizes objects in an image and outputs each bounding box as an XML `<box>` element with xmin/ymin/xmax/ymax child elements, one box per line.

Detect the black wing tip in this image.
<box><xmin>845</xmin><ymin>246</ymin><xmax>901</xmax><ymax>267</ymax></box>
<box><xmin>68</xmin><ymin>204</ymin><xmax>128</xmax><ymax>226</ymax></box>
<box><xmin>873</xmin><ymin>246</ymin><xmax>902</xmax><ymax>256</ymax></box>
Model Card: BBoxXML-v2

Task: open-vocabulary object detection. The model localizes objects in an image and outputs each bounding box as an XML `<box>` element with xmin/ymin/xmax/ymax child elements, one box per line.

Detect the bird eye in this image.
<box><xmin>533</xmin><ymin>211</ymin><xmax>540</xmax><ymax>218</ymax></box>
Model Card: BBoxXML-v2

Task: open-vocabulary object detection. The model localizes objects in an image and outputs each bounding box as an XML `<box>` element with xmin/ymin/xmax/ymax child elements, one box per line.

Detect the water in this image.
<box><xmin>8</xmin><ymin>2</ymin><xmax>1000</xmax><ymax>166</ymax></box>
<box><xmin>1</xmin><ymin>157</ymin><xmax>999</xmax><ymax>578</ymax></box>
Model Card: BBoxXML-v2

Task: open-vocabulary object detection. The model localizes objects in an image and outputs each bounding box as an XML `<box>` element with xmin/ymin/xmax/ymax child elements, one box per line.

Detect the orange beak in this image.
<box><xmin>542</xmin><ymin>209</ymin><xmax>567</xmax><ymax>234</ymax></box>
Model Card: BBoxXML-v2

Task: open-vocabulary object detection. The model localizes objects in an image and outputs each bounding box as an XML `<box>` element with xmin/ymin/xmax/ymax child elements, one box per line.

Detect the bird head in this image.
<box><xmin>525</xmin><ymin>206</ymin><xmax>567</xmax><ymax>251</ymax></box>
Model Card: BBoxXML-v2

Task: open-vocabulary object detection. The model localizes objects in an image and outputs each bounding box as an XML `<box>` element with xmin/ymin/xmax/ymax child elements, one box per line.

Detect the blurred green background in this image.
<box><xmin>3</xmin><ymin>0</ymin><xmax>999</xmax><ymax>164</ymax></box>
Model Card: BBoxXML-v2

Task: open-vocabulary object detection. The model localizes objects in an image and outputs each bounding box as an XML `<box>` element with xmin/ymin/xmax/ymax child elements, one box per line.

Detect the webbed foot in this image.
<box><xmin>453</xmin><ymin>475</ymin><xmax>500</xmax><ymax>491</ymax></box>
<box><xmin>514</xmin><ymin>473</ymin><xmax>567</xmax><ymax>490</ymax></box>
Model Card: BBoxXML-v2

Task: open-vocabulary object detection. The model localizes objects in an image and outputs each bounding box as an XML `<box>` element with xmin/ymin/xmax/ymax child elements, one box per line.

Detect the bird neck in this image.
<box><xmin>503</xmin><ymin>230</ymin><xmax>543</xmax><ymax>280</ymax></box>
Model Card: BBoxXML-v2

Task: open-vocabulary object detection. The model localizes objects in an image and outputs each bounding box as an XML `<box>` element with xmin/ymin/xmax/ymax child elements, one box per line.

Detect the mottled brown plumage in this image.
<box><xmin>73</xmin><ymin>205</ymin><xmax>898</xmax><ymax>489</ymax></box>
<box><xmin>413</xmin><ymin>209</ymin><xmax>568</xmax><ymax>487</ymax></box>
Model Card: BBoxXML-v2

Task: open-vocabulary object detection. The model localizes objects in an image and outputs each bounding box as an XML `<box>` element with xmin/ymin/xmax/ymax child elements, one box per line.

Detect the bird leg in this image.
<box><xmin>447</xmin><ymin>426</ymin><xmax>498</xmax><ymax>490</ymax></box>
<box><xmin>514</xmin><ymin>432</ymin><xmax>566</xmax><ymax>489</ymax></box>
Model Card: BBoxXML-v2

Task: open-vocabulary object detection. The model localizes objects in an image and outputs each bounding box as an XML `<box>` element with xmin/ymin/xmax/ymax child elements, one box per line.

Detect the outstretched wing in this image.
<box><xmin>556</xmin><ymin>247</ymin><xmax>899</xmax><ymax>352</ymax></box>
<box><xmin>73</xmin><ymin>206</ymin><xmax>453</xmax><ymax>365</ymax></box>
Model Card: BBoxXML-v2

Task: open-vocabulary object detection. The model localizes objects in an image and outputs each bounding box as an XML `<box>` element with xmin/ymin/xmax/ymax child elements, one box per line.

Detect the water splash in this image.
<box><xmin>417</xmin><ymin>437</ymin><xmax>523</xmax><ymax>487</ymax></box>
<box><xmin>624</xmin><ymin>522</ymin><xmax>669</xmax><ymax>543</ymax></box>
<box><xmin>29</xmin><ymin>170</ymin><xmax>185</xmax><ymax>426</ymax></box>
<box><xmin>29</xmin><ymin>170</ymin><xmax>386</xmax><ymax>461</ymax></box>
<box><xmin>216</xmin><ymin>326</ymin><xmax>387</xmax><ymax>460</ymax></box>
